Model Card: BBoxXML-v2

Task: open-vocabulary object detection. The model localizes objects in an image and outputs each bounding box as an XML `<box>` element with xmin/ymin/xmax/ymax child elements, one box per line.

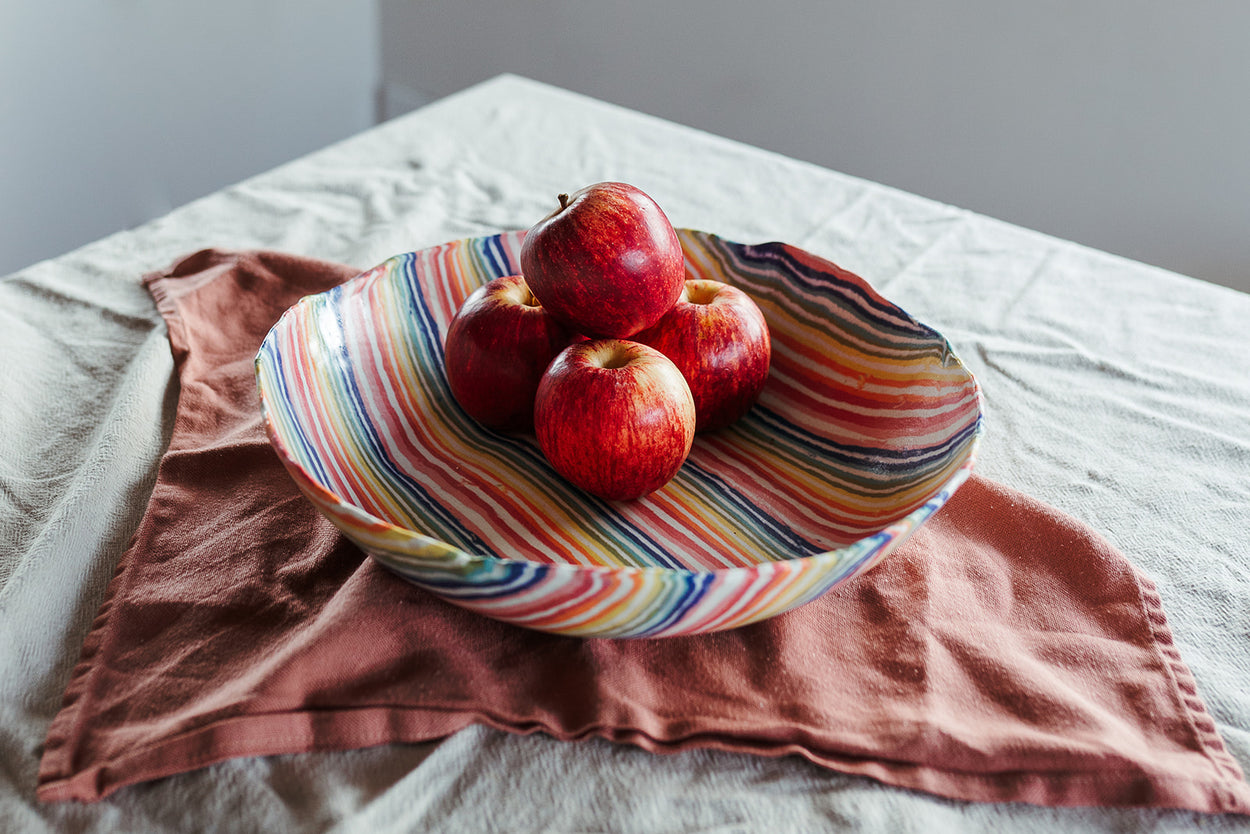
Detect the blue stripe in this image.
<box><xmin>482</xmin><ymin>233</ymin><xmax>517</xmax><ymax>277</ymax></box>
<box><xmin>733</xmin><ymin>241</ymin><xmax>939</xmax><ymax>340</ymax></box>
<box><xmin>406</xmin><ymin>559</ymin><xmax>549</xmax><ymax>598</ymax></box>
<box><xmin>636</xmin><ymin>571</ymin><xmax>712</xmax><ymax>636</ymax></box>
<box><xmin>259</xmin><ymin>343</ymin><xmax>334</xmax><ymax>487</ymax></box>
<box><xmin>748</xmin><ymin>404</ymin><xmax>976</xmax><ymax>477</ymax></box>
<box><xmin>679</xmin><ymin>459</ymin><xmax>823</xmax><ymax>557</ymax></box>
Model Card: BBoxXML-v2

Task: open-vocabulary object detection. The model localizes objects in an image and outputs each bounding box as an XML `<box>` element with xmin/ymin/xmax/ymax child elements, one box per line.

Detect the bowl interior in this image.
<box><xmin>257</xmin><ymin>230</ymin><xmax>981</xmax><ymax>573</ymax></box>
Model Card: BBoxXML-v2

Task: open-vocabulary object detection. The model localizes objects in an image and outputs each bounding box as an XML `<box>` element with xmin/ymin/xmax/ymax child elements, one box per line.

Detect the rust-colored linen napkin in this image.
<box><xmin>37</xmin><ymin>249</ymin><xmax>1250</xmax><ymax>814</ymax></box>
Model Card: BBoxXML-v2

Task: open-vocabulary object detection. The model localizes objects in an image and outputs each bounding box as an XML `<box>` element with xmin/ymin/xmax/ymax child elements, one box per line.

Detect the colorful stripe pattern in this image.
<box><xmin>256</xmin><ymin>230</ymin><xmax>983</xmax><ymax>637</ymax></box>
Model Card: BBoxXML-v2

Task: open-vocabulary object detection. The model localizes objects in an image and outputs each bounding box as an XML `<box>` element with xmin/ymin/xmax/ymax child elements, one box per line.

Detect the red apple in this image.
<box><xmin>519</xmin><ymin>182</ymin><xmax>685</xmax><ymax>339</ymax></box>
<box><xmin>633</xmin><ymin>279</ymin><xmax>771</xmax><ymax>432</ymax></box>
<box><xmin>443</xmin><ymin>274</ymin><xmax>580</xmax><ymax>431</ymax></box>
<box><xmin>534</xmin><ymin>339</ymin><xmax>696</xmax><ymax>501</ymax></box>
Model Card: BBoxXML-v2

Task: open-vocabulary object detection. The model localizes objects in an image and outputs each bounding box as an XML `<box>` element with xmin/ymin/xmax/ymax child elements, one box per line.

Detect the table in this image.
<box><xmin>3</xmin><ymin>74</ymin><xmax>1247</xmax><ymax>832</ymax></box>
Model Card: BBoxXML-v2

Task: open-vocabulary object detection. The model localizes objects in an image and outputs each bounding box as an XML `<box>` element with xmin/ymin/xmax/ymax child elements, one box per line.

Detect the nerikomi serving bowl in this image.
<box><xmin>256</xmin><ymin>230</ymin><xmax>983</xmax><ymax>638</ymax></box>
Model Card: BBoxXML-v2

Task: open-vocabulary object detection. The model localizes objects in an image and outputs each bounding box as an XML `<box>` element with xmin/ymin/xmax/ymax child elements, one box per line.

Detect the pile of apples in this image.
<box><xmin>443</xmin><ymin>182</ymin><xmax>771</xmax><ymax>501</ymax></box>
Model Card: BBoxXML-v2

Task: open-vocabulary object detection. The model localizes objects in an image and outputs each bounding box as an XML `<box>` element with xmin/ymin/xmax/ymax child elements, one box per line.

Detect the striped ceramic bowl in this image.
<box><xmin>256</xmin><ymin>230</ymin><xmax>982</xmax><ymax>638</ymax></box>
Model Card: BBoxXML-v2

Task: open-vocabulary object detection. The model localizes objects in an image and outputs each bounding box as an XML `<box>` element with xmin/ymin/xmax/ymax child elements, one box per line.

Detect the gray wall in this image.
<box><xmin>379</xmin><ymin>1</ymin><xmax>1250</xmax><ymax>293</ymax></box>
<box><xmin>0</xmin><ymin>0</ymin><xmax>377</xmax><ymax>276</ymax></box>
<box><xmin>4</xmin><ymin>1</ymin><xmax>1247</xmax><ymax>295</ymax></box>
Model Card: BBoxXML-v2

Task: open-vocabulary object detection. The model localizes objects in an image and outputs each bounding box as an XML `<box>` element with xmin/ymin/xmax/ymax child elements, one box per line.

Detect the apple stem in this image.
<box><xmin>558</xmin><ymin>193</ymin><xmax>570</xmax><ymax>210</ymax></box>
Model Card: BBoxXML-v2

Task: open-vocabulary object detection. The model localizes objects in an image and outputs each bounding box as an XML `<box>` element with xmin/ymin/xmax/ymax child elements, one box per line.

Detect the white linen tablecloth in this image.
<box><xmin>2</xmin><ymin>74</ymin><xmax>1247</xmax><ymax>832</ymax></box>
